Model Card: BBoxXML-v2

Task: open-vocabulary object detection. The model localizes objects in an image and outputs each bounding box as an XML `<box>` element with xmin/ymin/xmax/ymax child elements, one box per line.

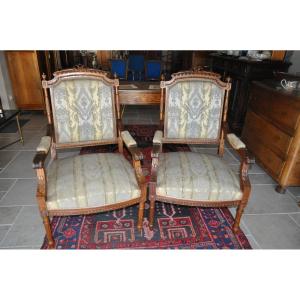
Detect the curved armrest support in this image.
<box><xmin>33</xmin><ymin>136</ymin><xmax>52</xmax><ymax>169</ymax></box>
<box><xmin>121</xmin><ymin>130</ymin><xmax>143</xmax><ymax>161</ymax></box>
<box><xmin>152</xmin><ymin>130</ymin><xmax>163</xmax><ymax>158</ymax></box>
<box><xmin>226</xmin><ymin>134</ymin><xmax>250</xmax><ymax>192</ymax></box>
<box><xmin>150</xmin><ymin>131</ymin><xmax>164</xmax><ymax>184</ymax></box>
<box><xmin>33</xmin><ymin>152</ymin><xmax>48</xmax><ymax>169</ymax></box>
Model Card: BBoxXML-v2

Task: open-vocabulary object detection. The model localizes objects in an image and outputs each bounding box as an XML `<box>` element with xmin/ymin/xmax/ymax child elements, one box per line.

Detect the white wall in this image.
<box><xmin>0</xmin><ymin>51</ymin><xmax>16</xmax><ymax>109</ymax></box>
<box><xmin>287</xmin><ymin>50</ymin><xmax>300</xmax><ymax>74</ymax></box>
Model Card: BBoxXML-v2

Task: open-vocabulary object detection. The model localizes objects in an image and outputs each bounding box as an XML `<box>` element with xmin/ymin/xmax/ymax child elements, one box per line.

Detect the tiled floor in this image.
<box><xmin>0</xmin><ymin>107</ymin><xmax>300</xmax><ymax>249</ymax></box>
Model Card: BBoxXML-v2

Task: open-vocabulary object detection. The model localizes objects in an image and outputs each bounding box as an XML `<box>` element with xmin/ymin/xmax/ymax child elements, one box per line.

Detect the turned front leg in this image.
<box><xmin>149</xmin><ymin>182</ymin><xmax>156</xmax><ymax>228</ymax></box>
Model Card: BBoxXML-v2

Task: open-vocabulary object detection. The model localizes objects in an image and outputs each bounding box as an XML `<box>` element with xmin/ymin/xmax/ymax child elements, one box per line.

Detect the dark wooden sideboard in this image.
<box><xmin>210</xmin><ymin>54</ymin><xmax>290</xmax><ymax>135</ymax></box>
<box><xmin>242</xmin><ymin>80</ymin><xmax>300</xmax><ymax>194</ymax></box>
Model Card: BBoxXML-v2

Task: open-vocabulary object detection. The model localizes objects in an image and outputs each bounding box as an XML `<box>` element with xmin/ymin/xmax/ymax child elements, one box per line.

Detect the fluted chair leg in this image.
<box><xmin>137</xmin><ymin>201</ymin><xmax>145</xmax><ymax>234</ymax></box>
<box><xmin>43</xmin><ymin>215</ymin><xmax>55</xmax><ymax>249</ymax></box>
<box><xmin>233</xmin><ymin>202</ymin><xmax>246</xmax><ymax>233</ymax></box>
<box><xmin>149</xmin><ymin>199</ymin><xmax>155</xmax><ymax>229</ymax></box>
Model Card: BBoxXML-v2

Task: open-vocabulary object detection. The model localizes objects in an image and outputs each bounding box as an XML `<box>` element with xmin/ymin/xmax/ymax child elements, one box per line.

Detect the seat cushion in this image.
<box><xmin>47</xmin><ymin>153</ymin><xmax>141</xmax><ymax>210</ymax></box>
<box><xmin>156</xmin><ymin>152</ymin><xmax>242</xmax><ymax>201</ymax></box>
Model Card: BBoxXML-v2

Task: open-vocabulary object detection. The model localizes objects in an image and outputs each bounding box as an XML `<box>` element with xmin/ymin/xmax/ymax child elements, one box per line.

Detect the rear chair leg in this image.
<box><xmin>42</xmin><ymin>215</ymin><xmax>55</xmax><ymax>249</ymax></box>
<box><xmin>233</xmin><ymin>203</ymin><xmax>246</xmax><ymax>233</ymax></box>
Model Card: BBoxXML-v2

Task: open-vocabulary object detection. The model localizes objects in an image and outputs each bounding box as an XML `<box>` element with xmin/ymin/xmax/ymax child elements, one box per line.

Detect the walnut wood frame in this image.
<box><xmin>149</xmin><ymin>71</ymin><xmax>251</xmax><ymax>233</ymax></box>
<box><xmin>33</xmin><ymin>67</ymin><xmax>146</xmax><ymax>248</ymax></box>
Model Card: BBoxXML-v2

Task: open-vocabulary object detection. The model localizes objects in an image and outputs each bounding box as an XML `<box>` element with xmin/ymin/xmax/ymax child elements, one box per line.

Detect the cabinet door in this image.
<box><xmin>96</xmin><ymin>51</ymin><xmax>112</xmax><ymax>71</ymax></box>
<box><xmin>6</xmin><ymin>51</ymin><xmax>45</xmax><ymax>110</ymax></box>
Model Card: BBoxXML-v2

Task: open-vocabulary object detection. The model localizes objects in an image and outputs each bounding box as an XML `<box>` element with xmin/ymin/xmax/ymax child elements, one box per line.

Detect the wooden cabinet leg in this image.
<box><xmin>275</xmin><ymin>185</ymin><xmax>286</xmax><ymax>194</ymax></box>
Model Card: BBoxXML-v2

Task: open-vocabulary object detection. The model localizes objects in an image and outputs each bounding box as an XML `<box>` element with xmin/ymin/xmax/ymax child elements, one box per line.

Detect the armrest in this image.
<box><xmin>227</xmin><ymin>133</ymin><xmax>246</xmax><ymax>150</ymax></box>
<box><xmin>36</xmin><ymin>136</ymin><xmax>51</xmax><ymax>153</ymax></box>
<box><xmin>121</xmin><ymin>131</ymin><xmax>143</xmax><ymax>161</ymax></box>
<box><xmin>33</xmin><ymin>136</ymin><xmax>51</xmax><ymax>169</ymax></box>
<box><xmin>152</xmin><ymin>130</ymin><xmax>163</xmax><ymax>158</ymax></box>
<box><xmin>153</xmin><ymin>130</ymin><xmax>163</xmax><ymax>144</ymax></box>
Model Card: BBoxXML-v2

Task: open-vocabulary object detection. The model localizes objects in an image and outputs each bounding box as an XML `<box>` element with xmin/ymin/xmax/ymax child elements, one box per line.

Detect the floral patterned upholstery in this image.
<box><xmin>50</xmin><ymin>78</ymin><xmax>116</xmax><ymax>144</ymax></box>
<box><xmin>165</xmin><ymin>80</ymin><xmax>224</xmax><ymax>140</ymax></box>
<box><xmin>46</xmin><ymin>153</ymin><xmax>141</xmax><ymax>210</ymax></box>
<box><xmin>156</xmin><ymin>152</ymin><xmax>242</xmax><ymax>201</ymax></box>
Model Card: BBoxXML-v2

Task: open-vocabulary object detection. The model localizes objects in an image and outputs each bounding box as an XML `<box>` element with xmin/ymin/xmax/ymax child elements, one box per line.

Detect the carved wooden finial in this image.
<box><xmin>226</xmin><ymin>76</ymin><xmax>231</xmax><ymax>83</ymax></box>
<box><xmin>42</xmin><ymin>73</ymin><xmax>46</xmax><ymax>80</ymax></box>
<box><xmin>114</xmin><ymin>72</ymin><xmax>118</xmax><ymax>79</ymax></box>
<box><xmin>161</xmin><ymin>73</ymin><xmax>165</xmax><ymax>81</ymax></box>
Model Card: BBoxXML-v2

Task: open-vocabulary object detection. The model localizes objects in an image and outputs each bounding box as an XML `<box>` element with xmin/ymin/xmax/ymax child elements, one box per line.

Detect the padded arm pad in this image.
<box><xmin>153</xmin><ymin>130</ymin><xmax>163</xmax><ymax>144</ymax></box>
<box><xmin>36</xmin><ymin>136</ymin><xmax>51</xmax><ymax>153</ymax></box>
<box><xmin>121</xmin><ymin>131</ymin><xmax>137</xmax><ymax>147</ymax></box>
<box><xmin>227</xmin><ymin>134</ymin><xmax>246</xmax><ymax>150</ymax></box>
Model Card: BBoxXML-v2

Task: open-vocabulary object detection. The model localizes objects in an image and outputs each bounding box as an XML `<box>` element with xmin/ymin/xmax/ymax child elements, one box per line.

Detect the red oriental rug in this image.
<box><xmin>41</xmin><ymin>125</ymin><xmax>251</xmax><ymax>249</ymax></box>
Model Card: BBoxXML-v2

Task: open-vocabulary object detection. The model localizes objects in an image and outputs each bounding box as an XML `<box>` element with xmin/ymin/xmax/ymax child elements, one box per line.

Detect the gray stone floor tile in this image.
<box><xmin>0</xmin><ymin>179</ymin><xmax>16</xmax><ymax>191</ymax></box>
<box><xmin>226</xmin><ymin>148</ymin><xmax>240</xmax><ymax>161</ymax></box>
<box><xmin>248</xmin><ymin>163</ymin><xmax>266</xmax><ymax>174</ymax></box>
<box><xmin>14</xmin><ymin>206</ymin><xmax>42</xmax><ymax>227</ymax></box>
<box><xmin>4</xmin><ymin>133</ymin><xmax>43</xmax><ymax>151</ymax></box>
<box><xmin>0</xmin><ymin>244</ymin><xmax>40</xmax><ymax>249</ymax></box>
<box><xmin>243</xmin><ymin>214</ymin><xmax>300</xmax><ymax>249</ymax></box>
<box><xmin>0</xmin><ymin>151</ymin><xmax>19</xmax><ymax>169</ymax></box>
<box><xmin>0</xmin><ymin>179</ymin><xmax>37</xmax><ymax>206</ymax></box>
<box><xmin>0</xmin><ymin>192</ymin><xmax>5</xmax><ymax>200</ymax></box>
<box><xmin>287</xmin><ymin>187</ymin><xmax>300</xmax><ymax>197</ymax></box>
<box><xmin>245</xmin><ymin>185</ymin><xmax>300</xmax><ymax>214</ymax></box>
<box><xmin>0</xmin><ymin>151</ymin><xmax>35</xmax><ymax>178</ymax></box>
<box><xmin>245</xmin><ymin>234</ymin><xmax>260</xmax><ymax>249</ymax></box>
<box><xmin>0</xmin><ymin>206</ymin><xmax>22</xmax><ymax>224</ymax></box>
<box><xmin>288</xmin><ymin>213</ymin><xmax>300</xmax><ymax>227</ymax></box>
<box><xmin>22</xmin><ymin>118</ymin><xmax>47</xmax><ymax>131</ymax></box>
<box><xmin>0</xmin><ymin>137</ymin><xmax>20</xmax><ymax>149</ymax></box>
<box><xmin>0</xmin><ymin>224</ymin><xmax>44</xmax><ymax>247</ymax></box>
<box><xmin>0</xmin><ymin>225</ymin><xmax>10</xmax><ymax>243</ymax></box>
<box><xmin>249</xmin><ymin>174</ymin><xmax>276</xmax><ymax>185</ymax></box>
<box><xmin>228</xmin><ymin>207</ymin><xmax>249</xmax><ymax>235</ymax></box>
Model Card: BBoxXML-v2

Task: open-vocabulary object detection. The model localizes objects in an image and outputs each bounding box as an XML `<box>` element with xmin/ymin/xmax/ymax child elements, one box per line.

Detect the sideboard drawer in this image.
<box><xmin>242</xmin><ymin>110</ymin><xmax>292</xmax><ymax>159</ymax></box>
<box><xmin>250</xmin><ymin>86</ymin><xmax>300</xmax><ymax>135</ymax></box>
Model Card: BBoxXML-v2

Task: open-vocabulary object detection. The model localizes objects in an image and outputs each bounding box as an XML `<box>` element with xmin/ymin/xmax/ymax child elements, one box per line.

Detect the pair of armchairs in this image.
<box><xmin>33</xmin><ymin>68</ymin><xmax>251</xmax><ymax>248</ymax></box>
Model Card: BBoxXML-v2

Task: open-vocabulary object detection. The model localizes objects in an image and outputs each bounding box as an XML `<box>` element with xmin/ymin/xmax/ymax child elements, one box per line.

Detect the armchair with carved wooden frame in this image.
<box><xmin>33</xmin><ymin>68</ymin><xmax>146</xmax><ymax>248</ymax></box>
<box><xmin>149</xmin><ymin>71</ymin><xmax>251</xmax><ymax>233</ymax></box>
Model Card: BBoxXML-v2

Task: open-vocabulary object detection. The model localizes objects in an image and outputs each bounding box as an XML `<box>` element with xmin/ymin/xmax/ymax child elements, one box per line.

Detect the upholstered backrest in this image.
<box><xmin>163</xmin><ymin>77</ymin><xmax>228</xmax><ymax>141</ymax></box>
<box><xmin>47</xmin><ymin>71</ymin><xmax>118</xmax><ymax>146</ymax></box>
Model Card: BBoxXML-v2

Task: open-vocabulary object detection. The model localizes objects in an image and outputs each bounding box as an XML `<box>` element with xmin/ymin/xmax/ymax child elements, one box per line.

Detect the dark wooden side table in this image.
<box><xmin>209</xmin><ymin>54</ymin><xmax>291</xmax><ymax>135</ymax></box>
<box><xmin>119</xmin><ymin>82</ymin><xmax>161</xmax><ymax>105</ymax></box>
<box><xmin>0</xmin><ymin>109</ymin><xmax>24</xmax><ymax>150</ymax></box>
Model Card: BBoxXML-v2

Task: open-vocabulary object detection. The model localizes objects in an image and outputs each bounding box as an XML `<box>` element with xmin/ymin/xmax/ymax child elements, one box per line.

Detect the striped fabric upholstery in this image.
<box><xmin>165</xmin><ymin>80</ymin><xmax>224</xmax><ymax>140</ymax></box>
<box><xmin>50</xmin><ymin>78</ymin><xmax>116</xmax><ymax>144</ymax></box>
<box><xmin>46</xmin><ymin>153</ymin><xmax>140</xmax><ymax>210</ymax></box>
<box><xmin>156</xmin><ymin>152</ymin><xmax>242</xmax><ymax>201</ymax></box>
